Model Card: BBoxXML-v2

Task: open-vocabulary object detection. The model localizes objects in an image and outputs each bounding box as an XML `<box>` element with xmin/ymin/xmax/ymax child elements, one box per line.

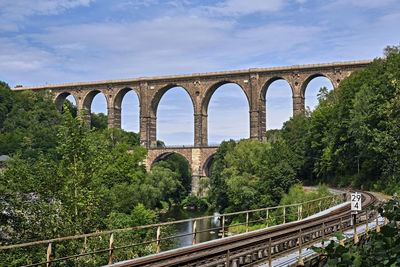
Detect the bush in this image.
<box><xmin>181</xmin><ymin>194</ymin><xmax>209</xmax><ymax>210</ymax></box>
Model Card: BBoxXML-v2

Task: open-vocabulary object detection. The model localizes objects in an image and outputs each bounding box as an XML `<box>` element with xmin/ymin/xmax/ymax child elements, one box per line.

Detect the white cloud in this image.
<box><xmin>114</xmin><ymin>0</ymin><xmax>159</xmax><ymax>9</ymax></box>
<box><xmin>205</xmin><ymin>0</ymin><xmax>284</xmax><ymax>16</ymax></box>
<box><xmin>321</xmin><ymin>0</ymin><xmax>397</xmax><ymax>11</ymax></box>
<box><xmin>0</xmin><ymin>0</ymin><xmax>94</xmax><ymax>31</ymax></box>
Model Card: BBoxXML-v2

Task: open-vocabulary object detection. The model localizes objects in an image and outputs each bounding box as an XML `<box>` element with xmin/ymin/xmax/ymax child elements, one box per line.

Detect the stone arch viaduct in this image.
<box><xmin>14</xmin><ymin>60</ymin><xmax>371</xmax><ymax>193</ymax></box>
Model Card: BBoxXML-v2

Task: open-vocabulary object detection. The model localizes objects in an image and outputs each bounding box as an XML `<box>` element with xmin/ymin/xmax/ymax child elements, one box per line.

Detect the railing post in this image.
<box><xmin>108</xmin><ymin>233</ymin><xmax>114</xmax><ymax>265</ymax></box>
<box><xmin>268</xmin><ymin>238</ymin><xmax>272</xmax><ymax>267</ymax></box>
<box><xmin>266</xmin><ymin>209</ymin><xmax>269</xmax><ymax>228</ymax></box>
<box><xmin>319</xmin><ymin>200</ymin><xmax>322</xmax><ymax>212</ymax></box>
<box><xmin>353</xmin><ymin>214</ymin><xmax>359</xmax><ymax>244</ymax></box>
<box><xmin>156</xmin><ymin>226</ymin><xmax>161</xmax><ymax>253</ymax></box>
<box><xmin>339</xmin><ymin>217</ymin><xmax>345</xmax><ymax>246</ymax></box>
<box><xmin>321</xmin><ymin>222</ymin><xmax>325</xmax><ymax>249</ymax></box>
<box><xmin>365</xmin><ymin>210</ymin><xmax>369</xmax><ymax>234</ymax></box>
<box><xmin>283</xmin><ymin>207</ymin><xmax>286</xmax><ymax>224</ymax></box>
<box><xmin>192</xmin><ymin>220</ymin><xmax>197</xmax><ymax>245</ymax></box>
<box><xmin>222</xmin><ymin>216</ymin><xmax>226</xmax><ymax>238</ymax></box>
<box><xmin>307</xmin><ymin>203</ymin><xmax>310</xmax><ymax>217</ymax></box>
<box><xmin>246</xmin><ymin>212</ymin><xmax>249</xmax><ymax>232</ymax></box>
<box><xmin>376</xmin><ymin>212</ymin><xmax>380</xmax><ymax>232</ymax></box>
<box><xmin>340</xmin><ymin>217</ymin><xmax>343</xmax><ymax>231</ymax></box>
<box><xmin>46</xmin><ymin>243</ymin><xmax>52</xmax><ymax>267</ymax></box>
<box><xmin>298</xmin><ymin>204</ymin><xmax>302</xmax><ymax>221</ymax></box>
<box><xmin>314</xmin><ymin>200</ymin><xmax>317</xmax><ymax>214</ymax></box>
<box><xmin>226</xmin><ymin>249</ymin><xmax>230</xmax><ymax>267</ymax></box>
<box><xmin>297</xmin><ymin>229</ymin><xmax>304</xmax><ymax>266</ymax></box>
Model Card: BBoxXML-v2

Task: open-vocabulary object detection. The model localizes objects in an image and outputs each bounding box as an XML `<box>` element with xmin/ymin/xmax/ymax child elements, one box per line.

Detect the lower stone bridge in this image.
<box><xmin>146</xmin><ymin>146</ymin><xmax>218</xmax><ymax>194</ymax></box>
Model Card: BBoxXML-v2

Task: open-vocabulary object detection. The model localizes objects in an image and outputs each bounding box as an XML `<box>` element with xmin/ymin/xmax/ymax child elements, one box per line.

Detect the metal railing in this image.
<box><xmin>0</xmin><ymin>194</ymin><xmax>344</xmax><ymax>266</ymax></box>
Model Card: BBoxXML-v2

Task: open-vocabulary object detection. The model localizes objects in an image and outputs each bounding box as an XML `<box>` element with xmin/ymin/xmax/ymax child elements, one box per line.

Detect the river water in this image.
<box><xmin>160</xmin><ymin>206</ymin><xmax>221</xmax><ymax>248</ymax></box>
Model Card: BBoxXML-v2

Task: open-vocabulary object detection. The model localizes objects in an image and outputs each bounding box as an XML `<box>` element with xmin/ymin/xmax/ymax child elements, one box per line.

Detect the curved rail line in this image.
<box><xmin>109</xmin><ymin>191</ymin><xmax>377</xmax><ymax>267</ymax></box>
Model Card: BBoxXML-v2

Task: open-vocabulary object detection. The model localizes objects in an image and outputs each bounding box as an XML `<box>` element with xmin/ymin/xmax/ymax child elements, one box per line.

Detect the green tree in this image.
<box><xmin>91</xmin><ymin>112</ymin><xmax>108</xmax><ymax>130</ymax></box>
<box><xmin>0</xmin><ymin>90</ymin><xmax>62</xmax><ymax>158</ymax></box>
<box><xmin>208</xmin><ymin>139</ymin><xmax>236</xmax><ymax>211</ymax></box>
<box><xmin>0</xmin><ymin>82</ymin><xmax>14</xmax><ymax>131</ymax></box>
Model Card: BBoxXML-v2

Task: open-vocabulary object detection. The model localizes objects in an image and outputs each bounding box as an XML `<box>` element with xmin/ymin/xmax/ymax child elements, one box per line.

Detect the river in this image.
<box><xmin>160</xmin><ymin>206</ymin><xmax>221</xmax><ymax>248</ymax></box>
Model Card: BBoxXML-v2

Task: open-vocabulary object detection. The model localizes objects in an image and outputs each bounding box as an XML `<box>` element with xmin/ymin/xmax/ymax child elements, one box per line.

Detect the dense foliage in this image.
<box><xmin>287</xmin><ymin>45</ymin><xmax>400</xmax><ymax>194</ymax></box>
<box><xmin>0</xmin><ymin>85</ymin><xmax>62</xmax><ymax>159</ymax></box>
<box><xmin>0</xmin><ymin>85</ymin><xmax>189</xmax><ymax>265</ymax></box>
<box><xmin>208</xmin><ymin>139</ymin><xmax>300</xmax><ymax>212</ymax></box>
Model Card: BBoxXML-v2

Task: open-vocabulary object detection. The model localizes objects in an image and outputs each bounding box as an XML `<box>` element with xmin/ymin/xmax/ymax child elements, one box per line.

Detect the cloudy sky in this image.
<box><xmin>1</xmin><ymin>0</ymin><xmax>399</xmax><ymax>145</ymax></box>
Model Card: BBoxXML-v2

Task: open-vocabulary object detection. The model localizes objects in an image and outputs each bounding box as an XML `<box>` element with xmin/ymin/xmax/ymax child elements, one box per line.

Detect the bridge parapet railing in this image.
<box><xmin>0</xmin><ymin>193</ymin><xmax>345</xmax><ymax>266</ymax></box>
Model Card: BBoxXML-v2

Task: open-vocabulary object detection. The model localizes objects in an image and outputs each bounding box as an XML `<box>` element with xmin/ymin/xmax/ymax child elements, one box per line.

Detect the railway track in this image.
<box><xmin>109</xmin><ymin>191</ymin><xmax>377</xmax><ymax>267</ymax></box>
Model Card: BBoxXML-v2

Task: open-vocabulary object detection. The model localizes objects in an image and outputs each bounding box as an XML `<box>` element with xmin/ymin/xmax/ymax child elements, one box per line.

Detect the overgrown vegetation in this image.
<box><xmin>0</xmin><ymin>86</ymin><xmax>190</xmax><ymax>265</ymax></box>
<box><xmin>283</xmin><ymin>45</ymin><xmax>400</xmax><ymax>193</ymax></box>
<box><xmin>181</xmin><ymin>194</ymin><xmax>209</xmax><ymax>210</ymax></box>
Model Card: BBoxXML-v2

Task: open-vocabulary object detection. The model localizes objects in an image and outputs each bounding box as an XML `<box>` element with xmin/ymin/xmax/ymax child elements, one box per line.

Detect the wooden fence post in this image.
<box><xmin>108</xmin><ymin>233</ymin><xmax>114</xmax><ymax>265</ymax></box>
<box><xmin>297</xmin><ymin>229</ymin><xmax>304</xmax><ymax>266</ymax></box>
<box><xmin>156</xmin><ymin>226</ymin><xmax>161</xmax><ymax>253</ymax></box>
<box><xmin>321</xmin><ymin>222</ymin><xmax>325</xmax><ymax>249</ymax></box>
<box><xmin>222</xmin><ymin>216</ymin><xmax>225</xmax><ymax>238</ymax></box>
<box><xmin>283</xmin><ymin>207</ymin><xmax>286</xmax><ymax>224</ymax></box>
<box><xmin>246</xmin><ymin>212</ymin><xmax>249</xmax><ymax>232</ymax></box>
<box><xmin>192</xmin><ymin>220</ymin><xmax>197</xmax><ymax>245</ymax></box>
<box><xmin>376</xmin><ymin>212</ymin><xmax>380</xmax><ymax>232</ymax></box>
<box><xmin>46</xmin><ymin>243</ymin><xmax>52</xmax><ymax>267</ymax></box>
<box><xmin>268</xmin><ymin>238</ymin><xmax>272</xmax><ymax>267</ymax></box>
<box><xmin>353</xmin><ymin>214</ymin><xmax>359</xmax><ymax>244</ymax></box>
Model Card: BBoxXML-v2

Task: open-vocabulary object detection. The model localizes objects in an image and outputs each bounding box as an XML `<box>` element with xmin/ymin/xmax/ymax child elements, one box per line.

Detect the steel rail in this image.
<box><xmin>108</xmin><ymin>191</ymin><xmax>377</xmax><ymax>267</ymax></box>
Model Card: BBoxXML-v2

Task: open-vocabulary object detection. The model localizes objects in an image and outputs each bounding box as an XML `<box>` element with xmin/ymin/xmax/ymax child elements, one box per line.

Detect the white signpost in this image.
<box><xmin>350</xmin><ymin>192</ymin><xmax>362</xmax><ymax>244</ymax></box>
<box><xmin>351</xmin><ymin>192</ymin><xmax>362</xmax><ymax>211</ymax></box>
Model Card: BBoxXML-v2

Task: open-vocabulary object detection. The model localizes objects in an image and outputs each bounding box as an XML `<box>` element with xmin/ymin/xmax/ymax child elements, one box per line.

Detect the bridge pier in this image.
<box><xmin>107</xmin><ymin>107</ymin><xmax>121</xmax><ymax>129</ymax></box>
<box><xmin>140</xmin><ymin>116</ymin><xmax>157</xmax><ymax>148</ymax></box>
<box><xmin>194</xmin><ymin>114</ymin><xmax>208</xmax><ymax>147</ymax></box>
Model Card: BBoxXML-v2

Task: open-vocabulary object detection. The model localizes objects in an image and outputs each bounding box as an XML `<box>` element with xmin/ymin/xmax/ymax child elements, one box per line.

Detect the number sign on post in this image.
<box><xmin>351</xmin><ymin>192</ymin><xmax>362</xmax><ymax>211</ymax></box>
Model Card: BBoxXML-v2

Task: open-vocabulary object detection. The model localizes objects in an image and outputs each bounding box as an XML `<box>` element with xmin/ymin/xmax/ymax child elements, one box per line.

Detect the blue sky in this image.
<box><xmin>1</xmin><ymin>0</ymin><xmax>399</xmax><ymax>145</ymax></box>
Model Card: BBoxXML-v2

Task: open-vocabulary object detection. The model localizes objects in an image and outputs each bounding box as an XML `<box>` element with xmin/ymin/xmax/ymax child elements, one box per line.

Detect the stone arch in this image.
<box><xmin>150</xmin><ymin>84</ymin><xmax>195</xmax><ymax>117</ymax></box>
<box><xmin>114</xmin><ymin>87</ymin><xmax>141</xmax><ymax>110</ymax></box>
<box><xmin>303</xmin><ymin>74</ymin><xmax>335</xmax><ymax>111</ymax></box>
<box><xmin>201</xmin><ymin>81</ymin><xmax>250</xmax><ymax>115</ymax></box>
<box><xmin>202</xmin><ymin>153</ymin><xmax>216</xmax><ymax>178</ymax></box>
<box><xmin>81</xmin><ymin>90</ymin><xmax>108</xmax><ymax>127</ymax></box>
<box><xmin>205</xmin><ymin>82</ymin><xmax>253</xmax><ymax>145</ymax></box>
<box><xmin>260</xmin><ymin>77</ymin><xmax>294</xmax><ymax>132</ymax></box>
<box><xmin>54</xmin><ymin>92</ymin><xmax>78</xmax><ymax>112</ymax></box>
<box><xmin>147</xmin><ymin>149</ymin><xmax>192</xmax><ymax>172</ymax></box>
<box><xmin>112</xmin><ymin>87</ymin><xmax>141</xmax><ymax>130</ymax></box>
<box><xmin>82</xmin><ymin>89</ymin><xmax>107</xmax><ymax>111</ymax></box>
<box><xmin>260</xmin><ymin>76</ymin><xmax>294</xmax><ymax>101</ymax></box>
<box><xmin>300</xmin><ymin>73</ymin><xmax>335</xmax><ymax>98</ymax></box>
